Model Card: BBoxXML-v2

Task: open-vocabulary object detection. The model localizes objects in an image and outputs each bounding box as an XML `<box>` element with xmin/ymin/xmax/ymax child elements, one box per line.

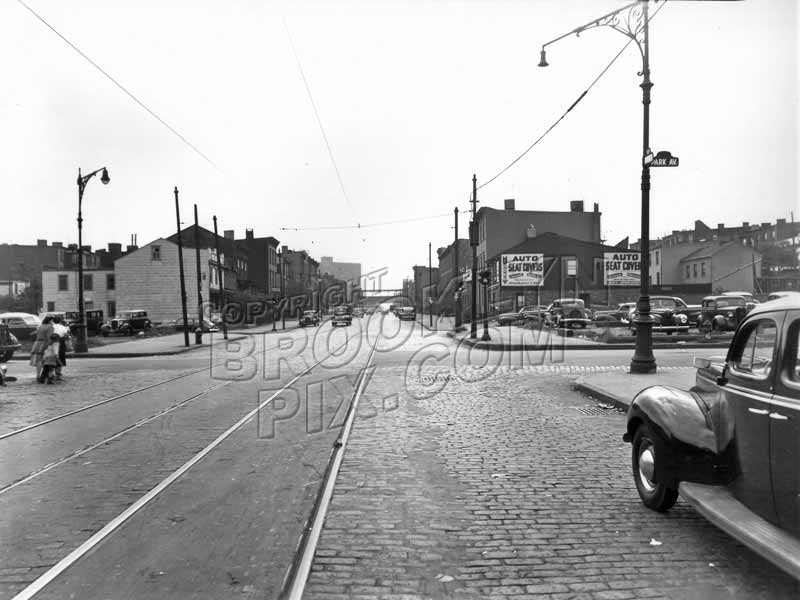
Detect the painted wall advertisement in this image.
<box><xmin>604</xmin><ymin>252</ymin><xmax>641</xmax><ymax>286</ymax></box>
<box><xmin>500</xmin><ymin>253</ymin><xmax>544</xmax><ymax>287</ymax></box>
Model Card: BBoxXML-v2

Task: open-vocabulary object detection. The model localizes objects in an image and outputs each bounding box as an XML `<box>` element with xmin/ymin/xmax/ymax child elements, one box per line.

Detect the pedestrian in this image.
<box><xmin>30</xmin><ymin>316</ymin><xmax>54</xmax><ymax>382</ymax></box>
<box><xmin>39</xmin><ymin>333</ymin><xmax>61</xmax><ymax>384</ymax></box>
<box><xmin>51</xmin><ymin>315</ymin><xmax>71</xmax><ymax>381</ymax></box>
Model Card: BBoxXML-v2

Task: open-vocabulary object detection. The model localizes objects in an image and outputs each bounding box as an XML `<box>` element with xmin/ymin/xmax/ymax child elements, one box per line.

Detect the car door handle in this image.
<box><xmin>769</xmin><ymin>412</ymin><xmax>790</xmax><ymax>421</ymax></box>
<box><xmin>748</xmin><ymin>408</ymin><xmax>769</xmax><ymax>415</ymax></box>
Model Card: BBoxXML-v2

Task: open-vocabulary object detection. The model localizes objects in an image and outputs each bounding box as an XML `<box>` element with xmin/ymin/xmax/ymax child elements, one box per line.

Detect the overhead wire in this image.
<box><xmin>15</xmin><ymin>0</ymin><xmax>220</xmax><ymax>171</ymax></box>
<box><xmin>281</xmin><ymin>212</ymin><xmax>451</xmax><ymax>232</ymax></box>
<box><xmin>283</xmin><ymin>18</ymin><xmax>359</xmax><ymax>229</ymax></box>
<box><xmin>476</xmin><ymin>1</ymin><xmax>668</xmax><ymax>191</ymax></box>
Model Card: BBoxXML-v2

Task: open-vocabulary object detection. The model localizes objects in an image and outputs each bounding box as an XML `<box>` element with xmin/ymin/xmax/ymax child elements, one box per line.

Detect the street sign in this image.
<box><xmin>650</xmin><ymin>150</ymin><xmax>679</xmax><ymax>167</ymax></box>
<box><xmin>500</xmin><ymin>253</ymin><xmax>543</xmax><ymax>287</ymax></box>
<box><xmin>604</xmin><ymin>251</ymin><xmax>641</xmax><ymax>286</ymax></box>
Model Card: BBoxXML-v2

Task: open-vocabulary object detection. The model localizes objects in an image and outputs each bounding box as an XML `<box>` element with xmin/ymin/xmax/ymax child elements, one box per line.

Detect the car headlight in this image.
<box><xmin>676</xmin><ymin>314</ymin><xmax>688</xmax><ymax>324</ymax></box>
<box><xmin>726</xmin><ymin>311</ymin><xmax>734</xmax><ymax>318</ymax></box>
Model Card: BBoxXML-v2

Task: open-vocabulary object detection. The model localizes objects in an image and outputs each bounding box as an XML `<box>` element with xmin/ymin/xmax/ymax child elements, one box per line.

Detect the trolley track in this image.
<box><xmin>5</xmin><ymin>328</ymin><xmax>373</xmax><ymax>600</ymax></box>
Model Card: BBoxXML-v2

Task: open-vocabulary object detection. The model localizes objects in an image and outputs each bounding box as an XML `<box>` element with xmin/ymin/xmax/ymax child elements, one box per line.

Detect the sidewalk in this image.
<box><xmin>10</xmin><ymin>322</ymin><xmax>299</xmax><ymax>360</ymax></box>
<box><xmin>440</xmin><ymin>321</ymin><xmax>732</xmax><ymax>352</ymax></box>
<box><xmin>572</xmin><ymin>366</ymin><xmax>699</xmax><ymax>411</ymax></box>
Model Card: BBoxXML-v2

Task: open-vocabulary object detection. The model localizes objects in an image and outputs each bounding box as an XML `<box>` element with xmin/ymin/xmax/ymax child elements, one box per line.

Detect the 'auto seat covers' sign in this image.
<box><xmin>604</xmin><ymin>252</ymin><xmax>641</xmax><ymax>286</ymax></box>
<box><xmin>501</xmin><ymin>254</ymin><xmax>543</xmax><ymax>287</ymax></box>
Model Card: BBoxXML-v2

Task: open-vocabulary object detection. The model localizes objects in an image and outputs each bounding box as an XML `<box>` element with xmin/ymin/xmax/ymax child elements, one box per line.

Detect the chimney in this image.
<box><xmin>593</xmin><ymin>202</ymin><xmax>599</xmax><ymax>213</ymax></box>
<box><xmin>760</xmin><ymin>222</ymin><xmax>770</xmax><ymax>228</ymax></box>
<box><xmin>37</xmin><ymin>239</ymin><xmax>47</xmax><ymax>247</ymax></box>
<box><xmin>245</xmin><ymin>228</ymin><xmax>254</xmax><ymax>240</ymax></box>
<box><xmin>570</xmin><ymin>200</ymin><xmax>584</xmax><ymax>212</ymax></box>
<box><xmin>281</xmin><ymin>245</ymin><xmax>288</xmax><ymax>254</ymax></box>
<box><xmin>742</xmin><ymin>221</ymin><xmax>749</xmax><ymax>228</ymax></box>
<box><xmin>108</xmin><ymin>243</ymin><xmax>122</xmax><ymax>257</ymax></box>
<box><xmin>504</xmin><ymin>199</ymin><xmax>515</xmax><ymax>211</ymax></box>
<box><xmin>51</xmin><ymin>242</ymin><xmax>63</xmax><ymax>248</ymax></box>
<box><xmin>224</xmin><ymin>230</ymin><xmax>234</xmax><ymax>240</ymax></box>
<box><xmin>717</xmin><ymin>223</ymin><xmax>724</xmax><ymax>229</ymax></box>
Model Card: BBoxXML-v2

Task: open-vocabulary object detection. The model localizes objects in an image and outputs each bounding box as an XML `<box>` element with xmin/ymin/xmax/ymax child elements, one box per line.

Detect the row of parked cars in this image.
<box><xmin>496</xmin><ymin>291</ymin><xmax>798</xmax><ymax>333</ymax></box>
<box><xmin>299</xmin><ymin>304</ymin><xmax>418</xmax><ymax>328</ymax></box>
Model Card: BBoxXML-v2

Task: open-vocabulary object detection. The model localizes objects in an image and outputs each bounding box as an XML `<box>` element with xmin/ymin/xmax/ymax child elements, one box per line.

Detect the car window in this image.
<box><xmin>788</xmin><ymin>319</ymin><xmax>800</xmax><ymax>383</ymax></box>
<box><xmin>731</xmin><ymin>318</ymin><xmax>777</xmax><ymax>378</ymax></box>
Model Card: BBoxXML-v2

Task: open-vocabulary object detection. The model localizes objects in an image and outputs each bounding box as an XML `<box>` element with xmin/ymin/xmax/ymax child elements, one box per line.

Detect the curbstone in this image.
<box><xmin>572</xmin><ymin>378</ymin><xmax>631</xmax><ymax>411</ymax></box>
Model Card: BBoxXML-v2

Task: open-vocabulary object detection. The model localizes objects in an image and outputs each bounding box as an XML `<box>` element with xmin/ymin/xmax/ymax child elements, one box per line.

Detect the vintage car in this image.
<box><xmin>627</xmin><ymin>296</ymin><xmax>694</xmax><ymax>334</ymax></box>
<box><xmin>100</xmin><ymin>310</ymin><xmax>152</xmax><ymax>336</ymax></box>
<box><xmin>0</xmin><ymin>312</ymin><xmax>41</xmax><ymax>341</ymax></box>
<box><xmin>170</xmin><ymin>317</ymin><xmax>219</xmax><ymax>333</ymax></box>
<box><xmin>767</xmin><ymin>291</ymin><xmax>800</xmax><ymax>302</ymax></box>
<box><xmin>623</xmin><ymin>294</ymin><xmax>800</xmax><ymax>579</ymax></box>
<box><xmin>60</xmin><ymin>310</ymin><xmax>105</xmax><ymax>335</ymax></box>
<box><xmin>592</xmin><ymin>302</ymin><xmax>636</xmax><ymax>325</ymax></box>
<box><xmin>543</xmin><ymin>298</ymin><xmax>592</xmax><ymax>329</ymax></box>
<box><xmin>495</xmin><ymin>305</ymin><xmax>545</xmax><ymax>326</ymax></box>
<box><xmin>698</xmin><ymin>295</ymin><xmax>749</xmax><ymax>332</ymax></box>
<box><xmin>0</xmin><ymin>322</ymin><xmax>20</xmax><ymax>363</ymax></box>
<box><xmin>722</xmin><ymin>291</ymin><xmax>760</xmax><ymax>312</ymax></box>
<box><xmin>299</xmin><ymin>310</ymin><xmax>321</xmax><ymax>327</ymax></box>
<box><xmin>331</xmin><ymin>306</ymin><xmax>352</xmax><ymax>327</ymax></box>
<box><xmin>397</xmin><ymin>306</ymin><xmax>417</xmax><ymax>321</ymax></box>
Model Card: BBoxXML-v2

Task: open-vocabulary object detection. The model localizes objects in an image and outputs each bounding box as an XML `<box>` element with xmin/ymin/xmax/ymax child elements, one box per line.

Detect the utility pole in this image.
<box><xmin>193</xmin><ymin>204</ymin><xmax>203</xmax><ymax>344</ymax></box>
<box><xmin>174</xmin><ymin>187</ymin><xmax>190</xmax><ymax>347</ymax></box>
<box><xmin>428</xmin><ymin>242</ymin><xmax>433</xmax><ymax>328</ymax></box>
<box><xmin>454</xmin><ymin>207</ymin><xmax>462</xmax><ymax>329</ymax></box>
<box><xmin>213</xmin><ymin>215</ymin><xmax>228</xmax><ymax>340</ymax></box>
<box><xmin>470</xmin><ymin>174</ymin><xmax>479</xmax><ymax>339</ymax></box>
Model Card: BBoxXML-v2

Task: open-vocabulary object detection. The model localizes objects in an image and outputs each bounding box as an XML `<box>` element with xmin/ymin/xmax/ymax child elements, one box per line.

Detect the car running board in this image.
<box><xmin>679</xmin><ymin>482</ymin><xmax>800</xmax><ymax>581</ymax></box>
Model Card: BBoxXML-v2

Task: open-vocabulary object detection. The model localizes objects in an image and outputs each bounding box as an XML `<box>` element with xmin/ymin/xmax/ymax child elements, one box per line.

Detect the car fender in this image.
<box><xmin>625</xmin><ymin>385</ymin><xmax>736</xmax><ymax>487</ymax></box>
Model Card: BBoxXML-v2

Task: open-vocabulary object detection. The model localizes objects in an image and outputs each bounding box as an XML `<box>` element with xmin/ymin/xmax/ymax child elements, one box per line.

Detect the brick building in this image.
<box><xmin>236</xmin><ymin>229</ymin><xmax>280</xmax><ymax>297</ymax></box>
<box><xmin>436</xmin><ymin>239</ymin><xmax>471</xmax><ymax>314</ymax></box>
<box><xmin>475</xmin><ymin>199</ymin><xmax>602</xmax><ymax>272</ymax></box>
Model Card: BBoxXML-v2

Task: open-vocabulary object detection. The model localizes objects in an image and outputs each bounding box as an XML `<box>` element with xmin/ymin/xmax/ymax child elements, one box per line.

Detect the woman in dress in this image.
<box><xmin>30</xmin><ymin>316</ymin><xmax>54</xmax><ymax>383</ymax></box>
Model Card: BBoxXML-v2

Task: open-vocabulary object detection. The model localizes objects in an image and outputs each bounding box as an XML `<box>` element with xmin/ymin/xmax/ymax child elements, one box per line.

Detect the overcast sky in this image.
<box><xmin>2</xmin><ymin>0</ymin><xmax>796</xmax><ymax>288</ymax></box>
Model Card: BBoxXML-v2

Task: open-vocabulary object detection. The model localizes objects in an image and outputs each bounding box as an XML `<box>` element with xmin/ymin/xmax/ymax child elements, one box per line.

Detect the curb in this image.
<box><xmin>444</xmin><ymin>332</ymin><xmax>731</xmax><ymax>352</ymax></box>
<box><xmin>572</xmin><ymin>378</ymin><xmax>630</xmax><ymax>411</ymax></box>
<box><xmin>10</xmin><ymin>333</ymin><xmax>252</xmax><ymax>361</ymax></box>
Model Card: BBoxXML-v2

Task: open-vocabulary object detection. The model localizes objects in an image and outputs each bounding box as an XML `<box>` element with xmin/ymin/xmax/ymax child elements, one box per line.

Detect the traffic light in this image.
<box><xmin>478</xmin><ymin>269</ymin><xmax>491</xmax><ymax>286</ymax></box>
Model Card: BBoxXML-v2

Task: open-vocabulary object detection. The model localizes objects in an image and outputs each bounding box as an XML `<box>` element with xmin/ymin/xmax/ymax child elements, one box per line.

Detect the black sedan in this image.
<box><xmin>299</xmin><ymin>310</ymin><xmax>321</xmax><ymax>327</ymax></box>
<box><xmin>623</xmin><ymin>294</ymin><xmax>800</xmax><ymax>579</ymax></box>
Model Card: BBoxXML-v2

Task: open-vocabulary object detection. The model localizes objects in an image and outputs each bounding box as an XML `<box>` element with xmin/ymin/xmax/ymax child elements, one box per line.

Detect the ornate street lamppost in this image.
<box><xmin>539</xmin><ymin>0</ymin><xmax>657</xmax><ymax>373</ymax></box>
<box><xmin>75</xmin><ymin>166</ymin><xmax>110</xmax><ymax>353</ymax></box>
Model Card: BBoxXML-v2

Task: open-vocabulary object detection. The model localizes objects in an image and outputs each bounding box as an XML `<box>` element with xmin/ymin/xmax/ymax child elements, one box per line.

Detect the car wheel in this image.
<box><xmin>632</xmin><ymin>423</ymin><xmax>678</xmax><ymax>512</ymax></box>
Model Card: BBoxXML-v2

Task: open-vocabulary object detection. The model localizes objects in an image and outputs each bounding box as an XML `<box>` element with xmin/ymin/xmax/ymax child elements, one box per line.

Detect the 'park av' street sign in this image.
<box><xmin>649</xmin><ymin>150</ymin><xmax>679</xmax><ymax>167</ymax></box>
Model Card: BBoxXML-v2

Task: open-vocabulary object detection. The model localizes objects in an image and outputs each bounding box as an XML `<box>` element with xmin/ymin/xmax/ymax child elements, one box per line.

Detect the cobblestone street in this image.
<box><xmin>306</xmin><ymin>362</ymin><xmax>800</xmax><ymax>599</ymax></box>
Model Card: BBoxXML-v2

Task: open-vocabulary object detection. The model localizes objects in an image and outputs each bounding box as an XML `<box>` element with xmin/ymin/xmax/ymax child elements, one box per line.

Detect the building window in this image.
<box><xmin>685</xmin><ymin>265</ymin><xmax>691</xmax><ymax>279</ymax></box>
<box><xmin>692</xmin><ymin>264</ymin><xmax>698</xmax><ymax>278</ymax></box>
<box><xmin>58</xmin><ymin>274</ymin><xmax>68</xmax><ymax>291</ymax></box>
<box><xmin>107</xmin><ymin>301</ymin><xmax>116</xmax><ymax>318</ymax></box>
<box><xmin>655</xmin><ymin>251</ymin><xmax>660</xmax><ymax>266</ymax></box>
<box><xmin>106</xmin><ymin>273</ymin><xmax>115</xmax><ymax>290</ymax></box>
<box><xmin>47</xmin><ymin>301</ymin><xmax>55</xmax><ymax>312</ymax></box>
<box><xmin>701</xmin><ymin>262</ymin><xmax>707</xmax><ymax>277</ymax></box>
<box><xmin>151</xmin><ymin>245</ymin><xmax>161</xmax><ymax>261</ymax></box>
<box><xmin>656</xmin><ymin>272</ymin><xmax>661</xmax><ymax>285</ymax></box>
<box><xmin>84</xmin><ymin>274</ymin><xmax>93</xmax><ymax>291</ymax></box>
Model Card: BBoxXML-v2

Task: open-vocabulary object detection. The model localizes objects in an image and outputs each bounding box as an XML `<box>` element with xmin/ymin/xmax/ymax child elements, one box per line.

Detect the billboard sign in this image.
<box><xmin>604</xmin><ymin>252</ymin><xmax>641</xmax><ymax>286</ymax></box>
<box><xmin>501</xmin><ymin>253</ymin><xmax>544</xmax><ymax>287</ymax></box>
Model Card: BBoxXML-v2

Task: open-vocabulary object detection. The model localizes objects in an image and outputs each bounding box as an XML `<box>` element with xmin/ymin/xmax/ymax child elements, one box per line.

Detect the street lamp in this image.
<box><xmin>479</xmin><ymin>269</ymin><xmax>492</xmax><ymax>341</ymax></box>
<box><xmin>75</xmin><ymin>166</ymin><xmax>110</xmax><ymax>353</ymax></box>
<box><xmin>539</xmin><ymin>0</ymin><xmax>657</xmax><ymax>373</ymax></box>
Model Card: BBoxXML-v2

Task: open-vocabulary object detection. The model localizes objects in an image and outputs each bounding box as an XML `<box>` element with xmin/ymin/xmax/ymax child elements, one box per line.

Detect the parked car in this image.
<box><xmin>697</xmin><ymin>295</ymin><xmax>749</xmax><ymax>333</ymax></box>
<box><xmin>627</xmin><ymin>296</ymin><xmax>692</xmax><ymax>334</ymax></box>
<box><xmin>543</xmin><ymin>299</ymin><xmax>592</xmax><ymax>329</ymax></box>
<box><xmin>722</xmin><ymin>291</ymin><xmax>760</xmax><ymax>312</ymax></box>
<box><xmin>495</xmin><ymin>305</ymin><xmax>546</xmax><ymax>326</ymax></box>
<box><xmin>299</xmin><ymin>310</ymin><xmax>321</xmax><ymax>327</ymax></box>
<box><xmin>767</xmin><ymin>291</ymin><xmax>800</xmax><ymax>302</ymax></box>
<box><xmin>101</xmin><ymin>310</ymin><xmax>152</xmax><ymax>336</ymax></box>
<box><xmin>331</xmin><ymin>306</ymin><xmax>352</xmax><ymax>327</ymax></box>
<box><xmin>592</xmin><ymin>302</ymin><xmax>636</xmax><ymax>325</ymax></box>
<box><xmin>0</xmin><ymin>323</ymin><xmax>20</xmax><ymax>362</ymax></box>
<box><xmin>397</xmin><ymin>306</ymin><xmax>416</xmax><ymax>321</ymax></box>
<box><xmin>623</xmin><ymin>294</ymin><xmax>800</xmax><ymax>580</ymax></box>
<box><xmin>171</xmin><ymin>317</ymin><xmax>219</xmax><ymax>333</ymax></box>
<box><xmin>0</xmin><ymin>312</ymin><xmax>41</xmax><ymax>341</ymax></box>
<box><xmin>62</xmin><ymin>310</ymin><xmax>104</xmax><ymax>335</ymax></box>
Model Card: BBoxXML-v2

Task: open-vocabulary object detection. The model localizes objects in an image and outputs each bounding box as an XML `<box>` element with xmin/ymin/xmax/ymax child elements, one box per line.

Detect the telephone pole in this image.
<box><xmin>428</xmin><ymin>242</ymin><xmax>433</xmax><ymax>328</ymax></box>
<box><xmin>454</xmin><ymin>206</ymin><xmax>462</xmax><ymax>329</ymax></box>
<box><xmin>174</xmin><ymin>187</ymin><xmax>190</xmax><ymax>347</ymax></box>
<box><xmin>470</xmin><ymin>174</ymin><xmax>479</xmax><ymax>339</ymax></box>
<box><xmin>193</xmin><ymin>204</ymin><xmax>203</xmax><ymax>344</ymax></box>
